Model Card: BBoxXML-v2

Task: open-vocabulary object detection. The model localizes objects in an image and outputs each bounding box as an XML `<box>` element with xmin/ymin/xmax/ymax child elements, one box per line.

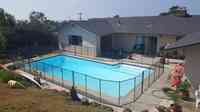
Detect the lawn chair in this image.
<box><xmin>8</xmin><ymin>80</ymin><xmax>17</xmax><ymax>88</ymax></box>
<box><xmin>195</xmin><ymin>86</ymin><xmax>200</xmax><ymax>109</ymax></box>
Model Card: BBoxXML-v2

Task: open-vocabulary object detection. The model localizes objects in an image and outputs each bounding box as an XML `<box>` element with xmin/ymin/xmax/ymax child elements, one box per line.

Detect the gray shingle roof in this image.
<box><xmin>166</xmin><ymin>32</ymin><xmax>200</xmax><ymax>49</ymax></box>
<box><xmin>71</xmin><ymin>20</ymin><xmax>115</xmax><ymax>36</ymax></box>
<box><xmin>69</xmin><ymin>15</ymin><xmax>200</xmax><ymax>36</ymax></box>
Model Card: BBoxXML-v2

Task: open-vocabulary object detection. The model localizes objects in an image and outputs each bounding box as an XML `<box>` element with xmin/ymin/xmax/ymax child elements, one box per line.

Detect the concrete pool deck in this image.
<box><xmin>124</xmin><ymin>64</ymin><xmax>174</xmax><ymax>112</ymax></box>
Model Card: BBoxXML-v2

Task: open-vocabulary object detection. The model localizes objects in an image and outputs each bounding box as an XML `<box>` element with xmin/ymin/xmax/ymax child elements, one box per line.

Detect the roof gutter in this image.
<box><xmin>165</xmin><ymin>42</ymin><xmax>200</xmax><ymax>50</ymax></box>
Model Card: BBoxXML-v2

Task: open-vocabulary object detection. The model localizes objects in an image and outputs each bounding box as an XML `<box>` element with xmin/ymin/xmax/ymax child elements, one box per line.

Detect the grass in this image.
<box><xmin>0</xmin><ymin>82</ymin><xmax>113</xmax><ymax>112</ymax></box>
<box><xmin>0</xmin><ymin>69</ymin><xmax>113</xmax><ymax>112</ymax></box>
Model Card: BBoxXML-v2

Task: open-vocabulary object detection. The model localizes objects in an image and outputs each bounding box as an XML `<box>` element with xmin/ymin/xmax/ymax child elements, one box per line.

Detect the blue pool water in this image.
<box><xmin>29</xmin><ymin>55</ymin><xmax>152</xmax><ymax>97</ymax></box>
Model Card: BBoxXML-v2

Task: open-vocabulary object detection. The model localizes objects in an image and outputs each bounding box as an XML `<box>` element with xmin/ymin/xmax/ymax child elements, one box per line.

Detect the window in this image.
<box><xmin>69</xmin><ymin>35</ymin><xmax>82</xmax><ymax>46</ymax></box>
<box><xmin>135</xmin><ymin>36</ymin><xmax>145</xmax><ymax>49</ymax></box>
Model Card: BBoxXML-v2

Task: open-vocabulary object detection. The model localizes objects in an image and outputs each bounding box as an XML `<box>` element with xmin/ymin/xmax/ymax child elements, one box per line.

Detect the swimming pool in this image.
<box><xmin>28</xmin><ymin>55</ymin><xmax>153</xmax><ymax>97</ymax></box>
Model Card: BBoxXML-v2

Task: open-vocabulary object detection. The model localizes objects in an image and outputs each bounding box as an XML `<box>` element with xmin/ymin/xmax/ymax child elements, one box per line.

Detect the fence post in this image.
<box><xmin>158</xmin><ymin>64</ymin><xmax>160</xmax><ymax>78</ymax></box>
<box><xmin>99</xmin><ymin>79</ymin><xmax>102</xmax><ymax>103</ymax></box>
<box><xmin>51</xmin><ymin>65</ymin><xmax>54</xmax><ymax>80</ymax></box>
<box><xmin>36</xmin><ymin>63</ymin><xmax>38</xmax><ymax>72</ymax></box>
<box><xmin>72</xmin><ymin>71</ymin><xmax>75</xmax><ymax>87</ymax></box>
<box><xmin>148</xmin><ymin>68</ymin><xmax>151</xmax><ymax>88</ymax></box>
<box><xmin>118</xmin><ymin>81</ymin><xmax>121</xmax><ymax>105</ymax></box>
<box><xmin>74</xmin><ymin>46</ymin><xmax>76</xmax><ymax>55</ymax></box>
<box><xmin>29</xmin><ymin>63</ymin><xmax>31</xmax><ymax>73</ymax></box>
<box><xmin>134</xmin><ymin>77</ymin><xmax>136</xmax><ymax>101</ymax></box>
<box><xmin>85</xmin><ymin>75</ymin><xmax>87</xmax><ymax>97</ymax></box>
<box><xmin>141</xmin><ymin>71</ymin><xmax>144</xmax><ymax>94</ymax></box>
<box><xmin>81</xmin><ymin>47</ymin><xmax>83</xmax><ymax>56</ymax></box>
<box><xmin>154</xmin><ymin>66</ymin><xmax>156</xmax><ymax>81</ymax></box>
<box><xmin>43</xmin><ymin>64</ymin><xmax>47</xmax><ymax>79</ymax></box>
<box><xmin>162</xmin><ymin>63</ymin><xmax>165</xmax><ymax>74</ymax></box>
<box><xmin>42</xmin><ymin>63</ymin><xmax>45</xmax><ymax>79</ymax></box>
<box><xmin>61</xmin><ymin>68</ymin><xmax>64</xmax><ymax>86</ymax></box>
<box><xmin>22</xmin><ymin>63</ymin><xmax>25</xmax><ymax>71</ymax></box>
<box><xmin>86</xmin><ymin>47</ymin><xmax>89</xmax><ymax>56</ymax></box>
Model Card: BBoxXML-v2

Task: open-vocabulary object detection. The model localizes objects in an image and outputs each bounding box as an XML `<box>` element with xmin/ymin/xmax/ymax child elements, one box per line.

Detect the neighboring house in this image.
<box><xmin>58</xmin><ymin>15</ymin><xmax>200</xmax><ymax>57</ymax></box>
<box><xmin>166</xmin><ymin>32</ymin><xmax>200</xmax><ymax>90</ymax></box>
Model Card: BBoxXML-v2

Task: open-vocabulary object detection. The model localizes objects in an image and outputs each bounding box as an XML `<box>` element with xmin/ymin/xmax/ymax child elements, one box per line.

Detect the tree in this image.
<box><xmin>0</xmin><ymin>9</ymin><xmax>58</xmax><ymax>56</ymax></box>
<box><xmin>0</xmin><ymin>8</ymin><xmax>16</xmax><ymax>27</ymax></box>
<box><xmin>0</xmin><ymin>32</ymin><xmax>6</xmax><ymax>51</ymax></box>
<box><xmin>160</xmin><ymin>6</ymin><xmax>191</xmax><ymax>17</ymax></box>
<box><xmin>29</xmin><ymin>11</ymin><xmax>47</xmax><ymax>23</ymax></box>
<box><xmin>0</xmin><ymin>8</ymin><xmax>16</xmax><ymax>51</ymax></box>
<box><xmin>29</xmin><ymin>11</ymin><xmax>59</xmax><ymax>32</ymax></box>
<box><xmin>6</xmin><ymin>11</ymin><xmax>59</xmax><ymax>52</ymax></box>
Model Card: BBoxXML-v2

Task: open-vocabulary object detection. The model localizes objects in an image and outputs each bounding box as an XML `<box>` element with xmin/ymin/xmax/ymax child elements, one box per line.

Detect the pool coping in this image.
<box><xmin>32</xmin><ymin>53</ymin><xmax>153</xmax><ymax>69</ymax></box>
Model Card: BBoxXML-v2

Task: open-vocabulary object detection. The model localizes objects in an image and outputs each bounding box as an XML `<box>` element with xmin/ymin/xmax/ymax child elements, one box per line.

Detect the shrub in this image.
<box><xmin>168</xmin><ymin>104</ymin><xmax>182</xmax><ymax>112</ymax></box>
<box><xmin>7</xmin><ymin>63</ymin><xmax>22</xmax><ymax>70</ymax></box>
<box><xmin>176</xmin><ymin>80</ymin><xmax>190</xmax><ymax>99</ymax></box>
<box><xmin>0</xmin><ymin>70</ymin><xmax>16</xmax><ymax>83</ymax></box>
<box><xmin>123</xmin><ymin>108</ymin><xmax>132</xmax><ymax>112</ymax></box>
<box><xmin>168</xmin><ymin>92</ymin><xmax>180</xmax><ymax>103</ymax></box>
<box><xmin>156</xmin><ymin>106</ymin><xmax>169</xmax><ymax>112</ymax></box>
<box><xmin>162</xmin><ymin>87</ymin><xmax>174</xmax><ymax>93</ymax></box>
<box><xmin>176</xmin><ymin>80</ymin><xmax>190</xmax><ymax>93</ymax></box>
<box><xmin>0</xmin><ymin>64</ymin><xmax>4</xmax><ymax>69</ymax></box>
<box><xmin>0</xmin><ymin>69</ymin><xmax>35</xmax><ymax>88</ymax></box>
<box><xmin>141</xmin><ymin>110</ymin><xmax>149</xmax><ymax>112</ymax></box>
<box><xmin>81</xmin><ymin>97</ymin><xmax>90</xmax><ymax>105</ymax></box>
<box><xmin>91</xmin><ymin>102</ymin><xmax>100</xmax><ymax>107</ymax></box>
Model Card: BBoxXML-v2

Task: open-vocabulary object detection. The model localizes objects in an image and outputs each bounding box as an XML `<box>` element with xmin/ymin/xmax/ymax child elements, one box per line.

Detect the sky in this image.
<box><xmin>0</xmin><ymin>0</ymin><xmax>200</xmax><ymax>21</ymax></box>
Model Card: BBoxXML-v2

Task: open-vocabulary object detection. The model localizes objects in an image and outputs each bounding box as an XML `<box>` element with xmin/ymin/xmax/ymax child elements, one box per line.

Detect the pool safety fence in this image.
<box><xmin>20</xmin><ymin>60</ymin><xmax>164</xmax><ymax>107</ymax></box>
<box><xmin>64</xmin><ymin>45</ymin><xmax>96</xmax><ymax>57</ymax></box>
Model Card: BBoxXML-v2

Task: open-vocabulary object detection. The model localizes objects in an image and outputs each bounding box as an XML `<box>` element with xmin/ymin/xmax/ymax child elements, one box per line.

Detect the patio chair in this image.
<box><xmin>195</xmin><ymin>87</ymin><xmax>200</xmax><ymax>109</ymax></box>
<box><xmin>8</xmin><ymin>80</ymin><xmax>17</xmax><ymax>88</ymax></box>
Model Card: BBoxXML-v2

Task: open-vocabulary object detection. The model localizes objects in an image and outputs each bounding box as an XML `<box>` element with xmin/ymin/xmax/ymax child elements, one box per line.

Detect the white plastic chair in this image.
<box><xmin>8</xmin><ymin>80</ymin><xmax>17</xmax><ymax>87</ymax></box>
<box><xmin>195</xmin><ymin>86</ymin><xmax>200</xmax><ymax>109</ymax></box>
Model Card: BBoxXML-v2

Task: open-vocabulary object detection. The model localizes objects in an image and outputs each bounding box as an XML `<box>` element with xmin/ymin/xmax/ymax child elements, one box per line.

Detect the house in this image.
<box><xmin>58</xmin><ymin>15</ymin><xmax>200</xmax><ymax>57</ymax></box>
<box><xmin>166</xmin><ymin>32</ymin><xmax>200</xmax><ymax>90</ymax></box>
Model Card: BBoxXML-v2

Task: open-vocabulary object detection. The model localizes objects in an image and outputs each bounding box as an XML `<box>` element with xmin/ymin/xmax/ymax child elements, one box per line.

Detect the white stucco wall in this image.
<box><xmin>184</xmin><ymin>44</ymin><xmax>200</xmax><ymax>89</ymax></box>
<box><xmin>58</xmin><ymin>24</ymin><xmax>101</xmax><ymax>55</ymax></box>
